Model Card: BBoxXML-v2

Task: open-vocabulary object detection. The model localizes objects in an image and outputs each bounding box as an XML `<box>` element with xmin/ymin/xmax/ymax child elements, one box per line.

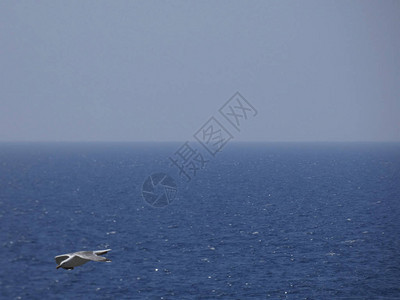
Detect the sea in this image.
<box><xmin>0</xmin><ymin>142</ymin><xmax>399</xmax><ymax>299</ymax></box>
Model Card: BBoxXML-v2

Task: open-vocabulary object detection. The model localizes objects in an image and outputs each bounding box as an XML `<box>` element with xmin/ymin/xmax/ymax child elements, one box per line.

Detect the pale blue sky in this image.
<box><xmin>1</xmin><ymin>1</ymin><xmax>399</xmax><ymax>142</ymax></box>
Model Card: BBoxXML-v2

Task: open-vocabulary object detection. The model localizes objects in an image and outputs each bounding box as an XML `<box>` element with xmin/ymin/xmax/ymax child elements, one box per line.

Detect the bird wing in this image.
<box><xmin>76</xmin><ymin>251</ymin><xmax>110</xmax><ymax>262</ymax></box>
<box><xmin>62</xmin><ymin>255</ymin><xmax>90</xmax><ymax>267</ymax></box>
<box><xmin>93</xmin><ymin>249</ymin><xmax>111</xmax><ymax>256</ymax></box>
<box><xmin>55</xmin><ymin>254</ymin><xmax>71</xmax><ymax>265</ymax></box>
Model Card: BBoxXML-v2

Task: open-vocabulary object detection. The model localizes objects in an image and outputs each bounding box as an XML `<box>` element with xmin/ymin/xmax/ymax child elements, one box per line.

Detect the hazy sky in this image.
<box><xmin>1</xmin><ymin>1</ymin><xmax>399</xmax><ymax>142</ymax></box>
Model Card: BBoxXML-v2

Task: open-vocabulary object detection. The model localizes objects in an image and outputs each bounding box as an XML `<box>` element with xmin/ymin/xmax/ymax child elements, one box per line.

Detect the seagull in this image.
<box><xmin>55</xmin><ymin>249</ymin><xmax>111</xmax><ymax>270</ymax></box>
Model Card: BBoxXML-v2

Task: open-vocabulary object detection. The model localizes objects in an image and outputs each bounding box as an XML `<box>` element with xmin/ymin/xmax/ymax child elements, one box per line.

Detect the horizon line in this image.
<box><xmin>1</xmin><ymin>140</ymin><xmax>399</xmax><ymax>144</ymax></box>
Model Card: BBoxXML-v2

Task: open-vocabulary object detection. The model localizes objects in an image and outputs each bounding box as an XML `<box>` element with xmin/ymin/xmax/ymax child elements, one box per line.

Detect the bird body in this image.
<box><xmin>55</xmin><ymin>249</ymin><xmax>111</xmax><ymax>270</ymax></box>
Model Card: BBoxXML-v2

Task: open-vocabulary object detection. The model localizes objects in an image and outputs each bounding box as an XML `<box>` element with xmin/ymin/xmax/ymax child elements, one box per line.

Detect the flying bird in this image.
<box><xmin>55</xmin><ymin>249</ymin><xmax>111</xmax><ymax>270</ymax></box>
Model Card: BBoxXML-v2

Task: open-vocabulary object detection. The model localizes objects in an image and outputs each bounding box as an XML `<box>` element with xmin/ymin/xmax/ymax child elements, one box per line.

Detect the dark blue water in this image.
<box><xmin>1</xmin><ymin>142</ymin><xmax>399</xmax><ymax>299</ymax></box>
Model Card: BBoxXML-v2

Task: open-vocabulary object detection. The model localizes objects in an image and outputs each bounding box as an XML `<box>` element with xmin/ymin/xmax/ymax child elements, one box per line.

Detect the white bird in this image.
<box><xmin>55</xmin><ymin>249</ymin><xmax>111</xmax><ymax>270</ymax></box>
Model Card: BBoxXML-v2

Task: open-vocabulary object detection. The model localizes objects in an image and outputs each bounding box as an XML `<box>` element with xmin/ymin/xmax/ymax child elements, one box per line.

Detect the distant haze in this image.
<box><xmin>1</xmin><ymin>1</ymin><xmax>399</xmax><ymax>142</ymax></box>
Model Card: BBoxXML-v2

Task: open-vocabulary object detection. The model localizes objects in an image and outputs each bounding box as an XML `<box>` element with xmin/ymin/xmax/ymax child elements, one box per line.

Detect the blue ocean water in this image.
<box><xmin>0</xmin><ymin>142</ymin><xmax>399</xmax><ymax>299</ymax></box>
